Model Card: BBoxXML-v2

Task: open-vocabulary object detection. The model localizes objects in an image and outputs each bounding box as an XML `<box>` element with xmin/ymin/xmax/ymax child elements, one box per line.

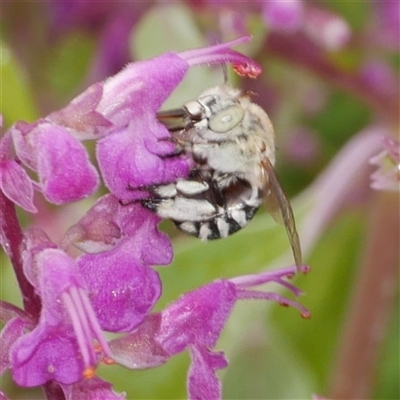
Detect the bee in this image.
<box><xmin>141</xmin><ymin>85</ymin><xmax>302</xmax><ymax>267</ymax></box>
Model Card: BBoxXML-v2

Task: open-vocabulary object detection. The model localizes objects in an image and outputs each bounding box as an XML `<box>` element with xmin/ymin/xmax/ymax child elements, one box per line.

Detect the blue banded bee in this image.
<box><xmin>142</xmin><ymin>85</ymin><xmax>302</xmax><ymax>267</ymax></box>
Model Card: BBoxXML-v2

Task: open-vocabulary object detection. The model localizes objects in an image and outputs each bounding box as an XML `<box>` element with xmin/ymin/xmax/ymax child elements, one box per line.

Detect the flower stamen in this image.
<box><xmin>62</xmin><ymin>286</ymin><xmax>113</xmax><ymax>377</ymax></box>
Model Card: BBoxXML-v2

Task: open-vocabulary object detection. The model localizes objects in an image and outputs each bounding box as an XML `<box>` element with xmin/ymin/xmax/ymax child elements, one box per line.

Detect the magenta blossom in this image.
<box><xmin>10</xmin><ymin>120</ymin><xmax>99</xmax><ymax>205</ymax></box>
<box><xmin>3</xmin><ymin>192</ymin><xmax>174</xmax><ymax>388</ymax></box>
<box><xmin>72</xmin><ymin>195</ymin><xmax>170</xmax><ymax>332</ymax></box>
<box><xmin>0</xmin><ymin>124</ymin><xmax>37</xmax><ymax>213</ymax></box>
<box><xmin>109</xmin><ymin>266</ymin><xmax>310</xmax><ymax>400</ymax></box>
<box><xmin>8</xmin><ymin>229</ymin><xmax>112</xmax><ymax>387</ymax></box>
<box><xmin>262</xmin><ymin>0</ymin><xmax>304</xmax><ymax>33</ymax></box>
<box><xmin>370</xmin><ymin>135</ymin><xmax>400</xmax><ymax>192</ymax></box>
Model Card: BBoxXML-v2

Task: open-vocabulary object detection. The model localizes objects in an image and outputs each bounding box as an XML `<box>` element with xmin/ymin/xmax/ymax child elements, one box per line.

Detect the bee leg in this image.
<box><xmin>119</xmin><ymin>185</ymin><xmax>154</xmax><ymax>206</ymax></box>
<box><xmin>140</xmin><ymin>197</ymin><xmax>169</xmax><ymax>211</ymax></box>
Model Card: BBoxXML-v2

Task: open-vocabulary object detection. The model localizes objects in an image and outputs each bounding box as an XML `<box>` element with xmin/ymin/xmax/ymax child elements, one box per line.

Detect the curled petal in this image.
<box><xmin>62</xmin><ymin>194</ymin><xmax>123</xmax><ymax>253</ymax></box>
<box><xmin>63</xmin><ymin>195</ymin><xmax>173</xmax><ymax>265</ymax></box>
<box><xmin>34</xmin><ymin>124</ymin><xmax>99</xmax><ymax>203</ymax></box>
<box><xmin>0</xmin><ymin>318</ymin><xmax>27</xmax><ymax>375</ymax></box>
<box><xmin>0</xmin><ymin>160</ymin><xmax>36</xmax><ymax>212</ymax></box>
<box><xmin>157</xmin><ymin>281</ymin><xmax>237</xmax><ymax>354</ymax></box>
<box><xmin>11</xmin><ymin>121</ymin><xmax>99</xmax><ymax>204</ymax></box>
<box><xmin>370</xmin><ymin>135</ymin><xmax>400</xmax><ymax>192</ymax></box>
<box><xmin>187</xmin><ymin>346</ymin><xmax>228</xmax><ymax>400</ymax></box>
<box><xmin>9</xmin><ymin>121</ymin><xmax>36</xmax><ymax>169</ymax></box>
<box><xmin>108</xmin><ymin>314</ymin><xmax>168</xmax><ymax>369</ymax></box>
<box><xmin>49</xmin><ymin>83</ymin><xmax>113</xmax><ymax>140</ymax></box>
<box><xmin>21</xmin><ymin>228</ymin><xmax>57</xmax><ymax>287</ymax></box>
<box><xmin>0</xmin><ymin>130</ymin><xmax>36</xmax><ymax>212</ymax></box>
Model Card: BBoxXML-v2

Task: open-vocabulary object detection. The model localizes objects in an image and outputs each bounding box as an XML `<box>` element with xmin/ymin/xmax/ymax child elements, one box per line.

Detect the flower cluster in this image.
<box><xmin>1</xmin><ymin>38</ymin><xmax>308</xmax><ymax>400</ymax></box>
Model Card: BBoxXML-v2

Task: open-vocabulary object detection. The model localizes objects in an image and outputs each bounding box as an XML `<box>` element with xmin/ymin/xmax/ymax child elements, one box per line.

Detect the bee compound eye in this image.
<box><xmin>209</xmin><ymin>106</ymin><xmax>244</xmax><ymax>133</ymax></box>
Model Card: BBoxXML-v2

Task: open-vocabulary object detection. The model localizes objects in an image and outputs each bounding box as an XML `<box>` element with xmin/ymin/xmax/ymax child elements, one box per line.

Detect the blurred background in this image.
<box><xmin>1</xmin><ymin>1</ymin><xmax>399</xmax><ymax>399</ymax></box>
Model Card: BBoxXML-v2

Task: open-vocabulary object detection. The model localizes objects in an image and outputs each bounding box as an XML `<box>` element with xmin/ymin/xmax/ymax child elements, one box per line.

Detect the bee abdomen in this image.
<box><xmin>140</xmin><ymin>174</ymin><xmax>260</xmax><ymax>240</ymax></box>
<box><xmin>175</xmin><ymin>202</ymin><xmax>259</xmax><ymax>240</ymax></box>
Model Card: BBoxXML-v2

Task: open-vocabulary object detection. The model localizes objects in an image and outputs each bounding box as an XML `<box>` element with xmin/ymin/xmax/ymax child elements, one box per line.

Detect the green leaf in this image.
<box><xmin>269</xmin><ymin>210</ymin><xmax>365</xmax><ymax>392</ymax></box>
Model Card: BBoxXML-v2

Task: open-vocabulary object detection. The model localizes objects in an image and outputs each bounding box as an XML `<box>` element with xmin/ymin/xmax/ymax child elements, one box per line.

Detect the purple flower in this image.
<box><xmin>303</xmin><ymin>7</ymin><xmax>351</xmax><ymax>51</ymax></box>
<box><xmin>55</xmin><ymin>195</ymin><xmax>170</xmax><ymax>334</ymax></box>
<box><xmin>0</xmin><ymin>121</ymin><xmax>36</xmax><ymax>213</ymax></box>
<box><xmin>109</xmin><ymin>265</ymin><xmax>309</xmax><ymax>400</ymax></box>
<box><xmin>262</xmin><ymin>1</ymin><xmax>351</xmax><ymax>51</ymax></box>
<box><xmin>10</xmin><ymin>120</ymin><xmax>99</xmax><ymax>205</ymax></box>
<box><xmin>360</xmin><ymin>60</ymin><xmax>399</xmax><ymax>99</ymax></box>
<box><xmin>370</xmin><ymin>136</ymin><xmax>400</xmax><ymax>192</ymax></box>
<box><xmin>371</xmin><ymin>0</ymin><xmax>400</xmax><ymax>50</ymax></box>
<box><xmin>262</xmin><ymin>0</ymin><xmax>304</xmax><ymax>33</ymax></box>
<box><xmin>9</xmin><ymin>229</ymin><xmax>112</xmax><ymax>387</ymax></box>
<box><xmin>74</xmin><ymin>196</ymin><xmax>168</xmax><ymax>332</ymax></box>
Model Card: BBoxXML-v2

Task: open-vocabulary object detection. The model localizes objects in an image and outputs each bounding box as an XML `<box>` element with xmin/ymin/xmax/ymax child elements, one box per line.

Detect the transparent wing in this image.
<box><xmin>156</xmin><ymin>108</ymin><xmax>189</xmax><ymax>132</ymax></box>
<box><xmin>262</xmin><ymin>158</ymin><xmax>303</xmax><ymax>268</ymax></box>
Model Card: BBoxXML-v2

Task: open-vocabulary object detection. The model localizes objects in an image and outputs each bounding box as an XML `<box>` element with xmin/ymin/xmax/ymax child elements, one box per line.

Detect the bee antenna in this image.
<box><xmin>222</xmin><ymin>64</ymin><xmax>228</xmax><ymax>84</ymax></box>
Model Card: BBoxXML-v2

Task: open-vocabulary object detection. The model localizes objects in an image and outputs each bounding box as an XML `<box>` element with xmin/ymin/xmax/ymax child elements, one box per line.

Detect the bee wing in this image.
<box><xmin>157</xmin><ymin>108</ymin><xmax>189</xmax><ymax>132</ymax></box>
<box><xmin>262</xmin><ymin>158</ymin><xmax>303</xmax><ymax>268</ymax></box>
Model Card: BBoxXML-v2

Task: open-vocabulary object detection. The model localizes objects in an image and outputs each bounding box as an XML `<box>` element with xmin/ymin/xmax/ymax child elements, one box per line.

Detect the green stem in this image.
<box><xmin>0</xmin><ymin>191</ymin><xmax>41</xmax><ymax>318</ymax></box>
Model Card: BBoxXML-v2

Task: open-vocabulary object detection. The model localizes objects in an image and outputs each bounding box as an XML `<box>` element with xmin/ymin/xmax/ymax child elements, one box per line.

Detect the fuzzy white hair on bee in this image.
<box><xmin>142</xmin><ymin>85</ymin><xmax>302</xmax><ymax>268</ymax></box>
